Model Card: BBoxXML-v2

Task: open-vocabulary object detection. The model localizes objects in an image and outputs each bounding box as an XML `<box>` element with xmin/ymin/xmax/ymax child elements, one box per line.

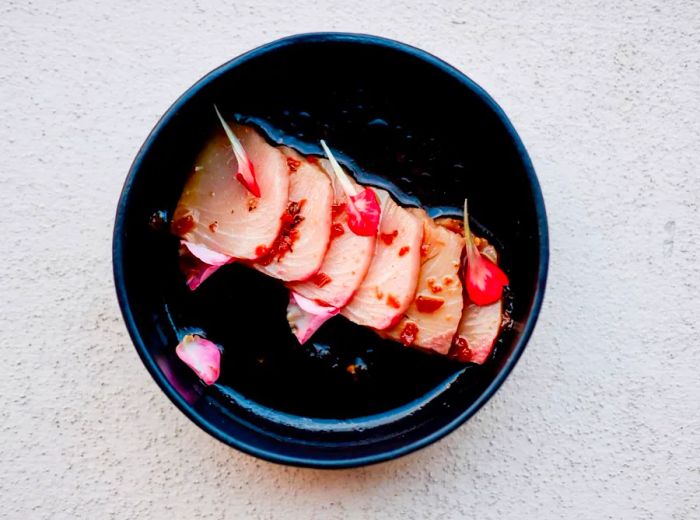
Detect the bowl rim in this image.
<box><xmin>113</xmin><ymin>31</ymin><xmax>549</xmax><ymax>469</ymax></box>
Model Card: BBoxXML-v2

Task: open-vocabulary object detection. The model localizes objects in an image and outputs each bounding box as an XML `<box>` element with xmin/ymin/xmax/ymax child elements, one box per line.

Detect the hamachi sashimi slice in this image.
<box><xmin>436</xmin><ymin>217</ymin><xmax>503</xmax><ymax>364</ymax></box>
<box><xmin>252</xmin><ymin>148</ymin><xmax>333</xmax><ymax>281</ymax></box>
<box><xmin>452</xmin><ymin>299</ymin><xmax>502</xmax><ymax>364</ymax></box>
<box><xmin>171</xmin><ymin>123</ymin><xmax>289</xmax><ymax>260</ymax></box>
<box><xmin>287</xmin><ymin>158</ymin><xmax>375</xmax><ymax>308</ymax></box>
<box><xmin>383</xmin><ymin>210</ymin><xmax>464</xmax><ymax>354</ymax></box>
<box><xmin>341</xmin><ymin>189</ymin><xmax>423</xmax><ymax>330</ymax></box>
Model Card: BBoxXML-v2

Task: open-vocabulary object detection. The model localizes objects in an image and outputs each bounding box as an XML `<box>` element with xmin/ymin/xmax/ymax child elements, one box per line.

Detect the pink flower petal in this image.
<box><xmin>287</xmin><ymin>292</ymin><xmax>339</xmax><ymax>344</ymax></box>
<box><xmin>291</xmin><ymin>291</ymin><xmax>339</xmax><ymax>315</ymax></box>
<box><xmin>182</xmin><ymin>240</ymin><xmax>232</xmax><ymax>266</ymax></box>
<box><xmin>178</xmin><ymin>242</ymin><xmax>234</xmax><ymax>291</ymax></box>
<box><xmin>214</xmin><ymin>105</ymin><xmax>261</xmax><ymax>197</ymax></box>
<box><xmin>175</xmin><ymin>334</ymin><xmax>221</xmax><ymax>385</ymax></box>
<box><xmin>185</xmin><ymin>263</ymin><xmax>220</xmax><ymax>291</ymax></box>
<box><xmin>346</xmin><ymin>188</ymin><xmax>381</xmax><ymax>236</ymax></box>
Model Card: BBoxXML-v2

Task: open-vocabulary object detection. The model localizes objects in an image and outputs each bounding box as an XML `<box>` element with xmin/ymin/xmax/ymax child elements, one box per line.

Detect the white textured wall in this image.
<box><xmin>2</xmin><ymin>1</ymin><xmax>698</xmax><ymax>518</ymax></box>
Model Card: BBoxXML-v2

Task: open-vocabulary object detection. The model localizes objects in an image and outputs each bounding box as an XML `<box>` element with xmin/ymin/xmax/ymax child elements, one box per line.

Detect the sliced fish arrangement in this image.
<box><xmin>170</xmin><ymin>110</ymin><xmax>510</xmax><ymax>384</ymax></box>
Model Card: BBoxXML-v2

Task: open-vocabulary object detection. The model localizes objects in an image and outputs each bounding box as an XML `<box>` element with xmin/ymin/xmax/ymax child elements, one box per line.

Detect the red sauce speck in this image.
<box><xmin>427</xmin><ymin>277</ymin><xmax>443</xmax><ymax>294</ymax></box>
<box><xmin>307</xmin><ymin>156</ymin><xmax>319</xmax><ymax>165</ymax></box>
<box><xmin>178</xmin><ymin>244</ymin><xmax>207</xmax><ymax>282</ymax></box>
<box><xmin>451</xmin><ymin>337</ymin><xmax>473</xmax><ymax>362</ymax></box>
<box><xmin>399</xmin><ymin>322</ymin><xmax>419</xmax><ymax>346</ymax></box>
<box><xmin>398</xmin><ymin>246</ymin><xmax>410</xmax><ymax>256</ymax></box>
<box><xmin>256</xmin><ymin>200</ymin><xmax>306</xmax><ymax>265</ymax></box>
<box><xmin>420</xmin><ymin>244</ymin><xmax>430</xmax><ymax>257</ymax></box>
<box><xmin>286</xmin><ymin>157</ymin><xmax>301</xmax><ymax>172</ymax></box>
<box><xmin>386</xmin><ymin>294</ymin><xmax>400</xmax><ymax>308</ymax></box>
<box><xmin>330</xmin><ymin>223</ymin><xmax>345</xmax><ymax>239</ymax></box>
<box><xmin>172</xmin><ymin>213</ymin><xmax>195</xmax><ymax>235</ymax></box>
<box><xmin>314</xmin><ymin>298</ymin><xmax>329</xmax><ymax>307</ymax></box>
<box><xmin>415</xmin><ymin>295</ymin><xmax>445</xmax><ymax>313</ymax></box>
<box><xmin>310</xmin><ymin>272</ymin><xmax>332</xmax><ymax>287</ymax></box>
<box><xmin>380</xmin><ymin>230</ymin><xmax>398</xmax><ymax>245</ymax></box>
<box><xmin>443</xmin><ymin>276</ymin><xmax>454</xmax><ymax>286</ymax></box>
<box><xmin>208</xmin><ymin>221</ymin><xmax>218</xmax><ymax>233</ymax></box>
<box><xmin>375</xmin><ymin>287</ymin><xmax>384</xmax><ymax>300</ymax></box>
<box><xmin>440</xmin><ymin>219</ymin><xmax>463</xmax><ymax>235</ymax></box>
<box><xmin>255</xmin><ymin>245</ymin><xmax>269</xmax><ymax>257</ymax></box>
<box><xmin>331</xmin><ymin>202</ymin><xmax>346</xmax><ymax>219</ymax></box>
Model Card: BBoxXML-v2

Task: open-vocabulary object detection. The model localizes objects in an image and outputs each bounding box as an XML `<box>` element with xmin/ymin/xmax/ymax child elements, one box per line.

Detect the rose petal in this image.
<box><xmin>175</xmin><ymin>334</ymin><xmax>221</xmax><ymax>385</ymax></box>
<box><xmin>214</xmin><ymin>105</ymin><xmax>261</xmax><ymax>197</ymax></box>
<box><xmin>185</xmin><ymin>263</ymin><xmax>220</xmax><ymax>291</ymax></box>
<box><xmin>346</xmin><ymin>188</ymin><xmax>381</xmax><ymax>236</ymax></box>
<box><xmin>182</xmin><ymin>240</ymin><xmax>232</xmax><ymax>266</ymax></box>
<box><xmin>462</xmin><ymin>199</ymin><xmax>508</xmax><ymax>306</ymax></box>
<box><xmin>465</xmin><ymin>251</ymin><xmax>509</xmax><ymax>306</ymax></box>
<box><xmin>291</xmin><ymin>291</ymin><xmax>339</xmax><ymax>316</ymax></box>
<box><xmin>287</xmin><ymin>292</ymin><xmax>339</xmax><ymax>344</ymax></box>
<box><xmin>178</xmin><ymin>243</ymin><xmax>229</xmax><ymax>291</ymax></box>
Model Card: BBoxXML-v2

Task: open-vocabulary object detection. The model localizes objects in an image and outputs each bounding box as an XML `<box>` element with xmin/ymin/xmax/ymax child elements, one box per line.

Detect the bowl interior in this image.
<box><xmin>114</xmin><ymin>34</ymin><xmax>547</xmax><ymax>467</ymax></box>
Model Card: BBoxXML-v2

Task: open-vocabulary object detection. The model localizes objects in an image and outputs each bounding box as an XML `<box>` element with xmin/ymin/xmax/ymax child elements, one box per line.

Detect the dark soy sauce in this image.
<box><xmin>158</xmin><ymin>107</ymin><xmax>507</xmax><ymax>420</ymax></box>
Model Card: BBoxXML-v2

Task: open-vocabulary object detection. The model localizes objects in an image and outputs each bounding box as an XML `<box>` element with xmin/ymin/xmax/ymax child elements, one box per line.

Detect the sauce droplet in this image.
<box><xmin>172</xmin><ymin>213</ymin><xmax>195</xmax><ymax>235</ymax></box>
<box><xmin>380</xmin><ymin>230</ymin><xmax>398</xmax><ymax>245</ymax></box>
<box><xmin>415</xmin><ymin>295</ymin><xmax>445</xmax><ymax>313</ymax></box>
<box><xmin>399</xmin><ymin>322</ymin><xmax>419</xmax><ymax>346</ymax></box>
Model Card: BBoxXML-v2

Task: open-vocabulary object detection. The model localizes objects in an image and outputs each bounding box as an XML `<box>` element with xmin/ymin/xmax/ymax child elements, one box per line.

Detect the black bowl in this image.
<box><xmin>113</xmin><ymin>33</ymin><xmax>548</xmax><ymax>468</ymax></box>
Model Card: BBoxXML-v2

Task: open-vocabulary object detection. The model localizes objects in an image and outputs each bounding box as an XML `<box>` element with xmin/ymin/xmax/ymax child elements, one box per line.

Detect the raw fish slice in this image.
<box><xmin>341</xmin><ymin>190</ymin><xmax>423</xmax><ymax>330</ymax></box>
<box><xmin>383</xmin><ymin>211</ymin><xmax>464</xmax><ymax>354</ymax></box>
<box><xmin>252</xmin><ymin>148</ymin><xmax>333</xmax><ymax>281</ymax></box>
<box><xmin>287</xmin><ymin>159</ymin><xmax>375</xmax><ymax>308</ymax></box>
<box><xmin>436</xmin><ymin>217</ymin><xmax>503</xmax><ymax>364</ymax></box>
<box><xmin>451</xmin><ymin>299</ymin><xmax>502</xmax><ymax>364</ymax></box>
<box><xmin>171</xmin><ymin>123</ymin><xmax>289</xmax><ymax>260</ymax></box>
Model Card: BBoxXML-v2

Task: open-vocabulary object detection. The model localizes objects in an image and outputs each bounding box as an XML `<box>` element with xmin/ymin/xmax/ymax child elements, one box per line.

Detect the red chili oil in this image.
<box><xmin>331</xmin><ymin>202</ymin><xmax>346</xmax><ymax>219</ymax></box>
<box><xmin>286</xmin><ymin>156</ymin><xmax>301</xmax><ymax>172</ymax></box>
<box><xmin>386</xmin><ymin>294</ymin><xmax>400</xmax><ymax>308</ymax></box>
<box><xmin>330</xmin><ymin>223</ymin><xmax>345</xmax><ymax>239</ymax></box>
<box><xmin>256</xmin><ymin>200</ymin><xmax>306</xmax><ymax>265</ymax></box>
<box><xmin>426</xmin><ymin>277</ymin><xmax>443</xmax><ymax>294</ymax></box>
<box><xmin>450</xmin><ymin>337</ymin><xmax>473</xmax><ymax>362</ymax></box>
<box><xmin>310</xmin><ymin>272</ymin><xmax>332</xmax><ymax>287</ymax></box>
<box><xmin>380</xmin><ymin>230</ymin><xmax>398</xmax><ymax>245</ymax></box>
<box><xmin>172</xmin><ymin>213</ymin><xmax>195</xmax><ymax>235</ymax></box>
<box><xmin>399</xmin><ymin>322</ymin><xmax>419</xmax><ymax>346</ymax></box>
<box><xmin>415</xmin><ymin>295</ymin><xmax>444</xmax><ymax>313</ymax></box>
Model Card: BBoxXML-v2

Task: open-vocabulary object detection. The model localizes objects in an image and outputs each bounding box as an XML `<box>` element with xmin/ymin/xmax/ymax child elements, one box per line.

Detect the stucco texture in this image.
<box><xmin>1</xmin><ymin>1</ymin><xmax>698</xmax><ymax>518</ymax></box>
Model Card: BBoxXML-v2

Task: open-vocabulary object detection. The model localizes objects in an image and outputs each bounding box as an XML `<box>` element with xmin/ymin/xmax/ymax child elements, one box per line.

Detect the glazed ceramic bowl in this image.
<box><xmin>113</xmin><ymin>33</ymin><xmax>548</xmax><ymax>468</ymax></box>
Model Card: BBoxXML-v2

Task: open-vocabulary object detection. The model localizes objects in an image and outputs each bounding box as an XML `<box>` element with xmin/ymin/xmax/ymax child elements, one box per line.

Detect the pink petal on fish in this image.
<box><xmin>287</xmin><ymin>292</ymin><xmax>339</xmax><ymax>344</ymax></box>
<box><xmin>214</xmin><ymin>105</ymin><xmax>261</xmax><ymax>197</ymax></box>
<box><xmin>182</xmin><ymin>240</ymin><xmax>232</xmax><ymax>265</ymax></box>
<box><xmin>292</xmin><ymin>291</ymin><xmax>339</xmax><ymax>315</ymax></box>
<box><xmin>178</xmin><ymin>243</ymin><xmax>230</xmax><ymax>290</ymax></box>
<box><xmin>186</xmin><ymin>264</ymin><xmax>220</xmax><ymax>291</ymax></box>
<box><xmin>175</xmin><ymin>334</ymin><xmax>221</xmax><ymax>385</ymax></box>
